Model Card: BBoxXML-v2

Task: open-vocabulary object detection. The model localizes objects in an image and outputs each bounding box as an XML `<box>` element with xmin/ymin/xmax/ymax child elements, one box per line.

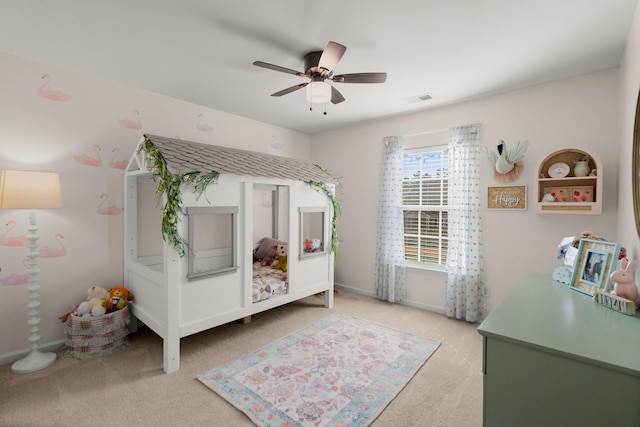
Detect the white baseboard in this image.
<box><xmin>400</xmin><ymin>298</ymin><xmax>446</xmax><ymax>315</ymax></box>
<box><xmin>335</xmin><ymin>282</ymin><xmax>375</xmax><ymax>297</ymax></box>
<box><xmin>335</xmin><ymin>282</ymin><xmax>445</xmax><ymax>315</ymax></box>
<box><xmin>0</xmin><ymin>339</ymin><xmax>67</xmax><ymax>367</ymax></box>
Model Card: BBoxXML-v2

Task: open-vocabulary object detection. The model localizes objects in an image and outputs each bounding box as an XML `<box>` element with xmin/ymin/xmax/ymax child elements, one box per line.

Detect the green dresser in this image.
<box><xmin>478</xmin><ymin>273</ymin><xmax>640</xmax><ymax>426</ymax></box>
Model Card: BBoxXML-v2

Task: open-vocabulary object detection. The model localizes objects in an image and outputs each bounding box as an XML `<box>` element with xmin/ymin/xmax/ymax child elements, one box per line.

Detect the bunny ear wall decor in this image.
<box><xmin>481</xmin><ymin>139</ymin><xmax>529</xmax><ymax>182</ymax></box>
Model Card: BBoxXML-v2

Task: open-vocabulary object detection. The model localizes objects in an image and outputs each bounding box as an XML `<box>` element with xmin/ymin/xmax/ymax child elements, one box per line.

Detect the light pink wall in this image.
<box><xmin>0</xmin><ymin>52</ymin><xmax>311</xmax><ymax>357</ymax></box>
<box><xmin>3</xmin><ymin>8</ymin><xmax>638</xmax><ymax>357</ymax></box>
<box><xmin>311</xmin><ymin>69</ymin><xmax>621</xmax><ymax>315</ymax></box>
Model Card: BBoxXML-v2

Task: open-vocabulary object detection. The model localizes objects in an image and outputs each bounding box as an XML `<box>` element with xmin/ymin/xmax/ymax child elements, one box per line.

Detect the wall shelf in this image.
<box><xmin>536</xmin><ymin>148</ymin><xmax>601</xmax><ymax>214</ymax></box>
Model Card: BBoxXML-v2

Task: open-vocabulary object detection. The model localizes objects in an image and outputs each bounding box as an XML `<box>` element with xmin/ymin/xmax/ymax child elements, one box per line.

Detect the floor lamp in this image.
<box><xmin>0</xmin><ymin>169</ymin><xmax>63</xmax><ymax>374</ymax></box>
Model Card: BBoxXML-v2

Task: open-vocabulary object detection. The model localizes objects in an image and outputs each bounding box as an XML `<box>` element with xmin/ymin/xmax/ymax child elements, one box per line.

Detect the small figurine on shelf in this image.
<box><xmin>573</xmin><ymin>155</ymin><xmax>590</xmax><ymax>177</ymax></box>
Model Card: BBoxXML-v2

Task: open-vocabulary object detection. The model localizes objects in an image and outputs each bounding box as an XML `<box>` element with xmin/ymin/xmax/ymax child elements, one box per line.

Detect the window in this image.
<box><xmin>186</xmin><ymin>206</ymin><xmax>239</xmax><ymax>280</ymax></box>
<box><xmin>402</xmin><ymin>146</ymin><xmax>448</xmax><ymax>267</ymax></box>
<box><xmin>299</xmin><ymin>207</ymin><xmax>326</xmax><ymax>258</ymax></box>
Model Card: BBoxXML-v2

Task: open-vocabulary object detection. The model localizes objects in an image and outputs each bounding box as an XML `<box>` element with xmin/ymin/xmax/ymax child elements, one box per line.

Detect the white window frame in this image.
<box><xmin>186</xmin><ymin>206</ymin><xmax>239</xmax><ymax>280</ymax></box>
<box><xmin>402</xmin><ymin>145</ymin><xmax>448</xmax><ymax>271</ymax></box>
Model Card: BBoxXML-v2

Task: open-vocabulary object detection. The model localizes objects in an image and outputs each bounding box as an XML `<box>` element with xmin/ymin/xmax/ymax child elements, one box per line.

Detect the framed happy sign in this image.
<box><xmin>487</xmin><ymin>185</ymin><xmax>526</xmax><ymax>210</ymax></box>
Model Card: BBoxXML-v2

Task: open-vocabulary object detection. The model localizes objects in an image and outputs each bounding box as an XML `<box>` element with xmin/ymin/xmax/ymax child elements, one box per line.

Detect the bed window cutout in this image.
<box><xmin>299</xmin><ymin>207</ymin><xmax>326</xmax><ymax>259</ymax></box>
<box><xmin>186</xmin><ymin>206</ymin><xmax>239</xmax><ymax>280</ymax></box>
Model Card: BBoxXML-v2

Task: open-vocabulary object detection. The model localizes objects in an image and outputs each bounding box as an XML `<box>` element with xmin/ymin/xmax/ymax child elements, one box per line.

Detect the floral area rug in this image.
<box><xmin>197</xmin><ymin>312</ymin><xmax>441</xmax><ymax>427</ymax></box>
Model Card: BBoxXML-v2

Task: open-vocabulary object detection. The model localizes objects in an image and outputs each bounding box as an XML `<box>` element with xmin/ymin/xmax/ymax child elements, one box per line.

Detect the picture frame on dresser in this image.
<box><xmin>570</xmin><ymin>239</ymin><xmax>620</xmax><ymax>295</ymax></box>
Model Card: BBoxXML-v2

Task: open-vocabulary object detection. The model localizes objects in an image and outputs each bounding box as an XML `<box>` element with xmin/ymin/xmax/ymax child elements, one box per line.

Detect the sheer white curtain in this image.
<box><xmin>374</xmin><ymin>136</ymin><xmax>406</xmax><ymax>303</ymax></box>
<box><xmin>445</xmin><ymin>124</ymin><xmax>484</xmax><ymax>322</ymax></box>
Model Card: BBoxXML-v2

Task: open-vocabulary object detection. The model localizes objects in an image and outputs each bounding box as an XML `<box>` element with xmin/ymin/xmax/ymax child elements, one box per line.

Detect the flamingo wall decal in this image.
<box><xmin>0</xmin><ymin>259</ymin><xmax>31</xmax><ymax>286</ymax></box>
<box><xmin>73</xmin><ymin>144</ymin><xmax>103</xmax><ymax>167</ymax></box>
<box><xmin>96</xmin><ymin>193</ymin><xmax>124</xmax><ymax>215</ymax></box>
<box><xmin>39</xmin><ymin>233</ymin><xmax>67</xmax><ymax>258</ymax></box>
<box><xmin>196</xmin><ymin>113</ymin><xmax>214</xmax><ymax>132</ymax></box>
<box><xmin>37</xmin><ymin>74</ymin><xmax>72</xmax><ymax>102</ymax></box>
<box><xmin>109</xmin><ymin>147</ymin><xmax>128</xmax><ymax>169</ymax></box>
<box><xmin>117</xmin><ymin>109</ymin><xmax>142</xmax><ymax>130</ymax></box>
<box><xmin>0</xmin><ymin>221</ymin><xmax>29</xmax><ymax>246</ymax></box>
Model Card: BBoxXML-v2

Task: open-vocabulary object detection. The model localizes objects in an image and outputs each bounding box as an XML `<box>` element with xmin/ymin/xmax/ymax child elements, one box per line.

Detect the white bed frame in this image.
<box><xmin>124</xmin><ymin>138</ymin><xmax>334</xmax><ymax>373</ymax></box>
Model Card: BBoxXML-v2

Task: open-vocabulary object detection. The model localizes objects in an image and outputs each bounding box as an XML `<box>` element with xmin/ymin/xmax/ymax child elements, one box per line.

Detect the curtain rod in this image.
<box><xmin>402</xmin><ymin>128</ymin><xmax>448</xmax><ymax>138</ymax></box>
<box><xmin>402</xmin><ymin>121</ymin><xmax>481</xmax><ymax>139</ymax></box>
<box><xmin>383</xmin><ymin>129</ymin><xmax>447</xmax><ymax>145</ymax></box>
<box><xmin>384</xmin><ymin>122</ymin><xmax>481</xmax><ymax>145</ymax></box>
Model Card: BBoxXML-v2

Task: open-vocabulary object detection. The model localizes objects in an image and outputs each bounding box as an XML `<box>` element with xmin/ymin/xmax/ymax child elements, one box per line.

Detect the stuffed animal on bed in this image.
<box><xmin>271</xmin><ymin>244</ymin><xmax>288</xmax><ymax>272</ymax></box>
<box><xmin>304</xmin><ymin>239</ymin><xmax>322</xmax><ymax>253</ymax></box>
<box><xmin>261</xmin><ymin>245</ymin><xmax>277</xmax><ymax>267</ymax></box>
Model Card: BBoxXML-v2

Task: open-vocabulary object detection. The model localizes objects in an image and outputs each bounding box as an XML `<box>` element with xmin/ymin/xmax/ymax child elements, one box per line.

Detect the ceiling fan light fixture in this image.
<box><xmin>306</xmin><ymin>81</ymin><xmax>332</xmax><ymax>104</ymax></box>
<box><xmin>254</xmin><ymin>40</ymin><xmax>384</xmax><ymax>107</ymax></box>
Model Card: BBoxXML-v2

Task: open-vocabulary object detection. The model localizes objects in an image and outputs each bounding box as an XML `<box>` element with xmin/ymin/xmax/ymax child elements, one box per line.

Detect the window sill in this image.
<box><xmin>405</xmin><ymin>261</ymin><xmax>446</xmax><ymax>273</ymax></box>
<box><xmin>299</xmin><ymin>251</ymin><xmax>327</xmax><ymax>260</ymax></box>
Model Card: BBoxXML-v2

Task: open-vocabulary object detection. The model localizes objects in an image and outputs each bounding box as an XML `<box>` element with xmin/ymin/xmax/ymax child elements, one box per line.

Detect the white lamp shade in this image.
<box><xmin>0</xmin><ymin>170</ymin><xmax>63</xmax><ymax>209</ymax></box>
<box><xmin>306</xmin><ymin>81</ymin><xmax>332</xmax><ymax>104</ymax></box>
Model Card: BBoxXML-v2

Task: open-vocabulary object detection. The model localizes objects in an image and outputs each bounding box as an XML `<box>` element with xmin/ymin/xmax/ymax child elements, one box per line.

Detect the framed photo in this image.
<box><xmin>570</xmin><ymin>239</ymin><xmax>621</xmax><ymax>295</ymax></box>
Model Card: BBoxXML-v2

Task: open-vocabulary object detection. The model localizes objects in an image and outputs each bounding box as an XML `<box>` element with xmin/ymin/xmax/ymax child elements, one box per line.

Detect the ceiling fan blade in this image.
<box><xmin>271</xmin><ymin>82</ymin><xmax>309</xmax><ymax>97</ymax></box>
<box><xmin>332</xmin><ymin>72</ymin><xmax>387</xmax><ymax>84</ymax></box>
<box><xmin>331</xmin><ymin>86</ymin><xmax>345</xmax><ymax>104</ymax></box>
<box><xmin>318</xmin><ymin>41</ymin><xmax>346</xmax><ymax>74</ymax></box>
<box><xmin>253</xmin><ymin>61</ymin><xmax>305</xmax><ymax>77</ymax></box>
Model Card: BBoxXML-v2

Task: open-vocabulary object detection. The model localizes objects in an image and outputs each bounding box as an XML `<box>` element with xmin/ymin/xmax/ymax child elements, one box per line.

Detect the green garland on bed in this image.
<box><xmin>140</xmin><ymin>138</ymin><xmax>340</xmax><ymax>259</ymax></box>
<box><xmin>140</xmin><ymin>137</ymin><xmax>219</xmax><ymax>258</ymax></box>
<box><xmin>307</xmin><ymin>165</ymin><xmax>342</xmax><ymax>259</ymax></box>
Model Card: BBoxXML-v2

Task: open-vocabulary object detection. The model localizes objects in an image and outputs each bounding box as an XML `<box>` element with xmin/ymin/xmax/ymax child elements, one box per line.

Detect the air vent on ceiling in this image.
<box><xmin>404</xmin><ymin>93</ymin><xmax>433</xmax><ymax>104</ymax></box>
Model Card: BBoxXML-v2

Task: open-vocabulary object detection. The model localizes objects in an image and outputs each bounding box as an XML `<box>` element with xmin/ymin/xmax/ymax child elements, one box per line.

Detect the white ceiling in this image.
<box><xmin>1</xmin><ymin>1</ymin><xmax>637</xmax><ymax>135</ymax></box>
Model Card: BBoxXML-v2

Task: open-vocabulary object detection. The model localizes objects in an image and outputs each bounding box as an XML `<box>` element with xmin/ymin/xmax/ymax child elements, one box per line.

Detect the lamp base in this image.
<box><xmin>11</xmin><ymin>349</ymin><xmax>56</xmax><ymax>375</ymax></box>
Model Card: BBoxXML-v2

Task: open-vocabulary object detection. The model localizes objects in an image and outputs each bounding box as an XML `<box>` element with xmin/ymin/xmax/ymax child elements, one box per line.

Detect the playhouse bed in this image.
<box><xmin>124</xmin><ymin>134</ymin><xmax>336</xmax><ymax>373</ymax></box>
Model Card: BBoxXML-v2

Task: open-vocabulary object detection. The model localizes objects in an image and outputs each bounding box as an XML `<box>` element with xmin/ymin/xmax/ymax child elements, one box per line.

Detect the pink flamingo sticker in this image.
<box><xmin>96</xmin><ymin>193</ymin><xmax>123</xmax><ymax>215</ymax></box>
<box><xmin>0</xmin><ymin>259</ymin><xmax>31</xmax><ymax>286</ymax></box>
<box><xmin>109</xmin><ymin>148</ymin><xmax>128</xmax><ymax>170</ymax></box>
<box><xmin>39</xmin><ymin>233</ymin><xmax>66</xmax><ymax>258</ymax></box>
<box><xmin>117</xmin><ymin>109</ymin><xmax>142</xmax><ymax>130</ymax></box>
<box><xmin>73</xmin><ymin>144</ymin><xmax>103</xmax><ymax>167</ymax></box>
<box><xmin>38</xmin><ymin>74</ymin><xmax>72</xmax><ymax>102</ymax></box>
<box><xmin>196</xmin><ymin>113</ymin><xmax>214</xmax><ymax>132</ymax></box>
<box><xmin>0</xmin><ymin>221</ymin><xmax>28</xmax><ymax>246</ymax></box>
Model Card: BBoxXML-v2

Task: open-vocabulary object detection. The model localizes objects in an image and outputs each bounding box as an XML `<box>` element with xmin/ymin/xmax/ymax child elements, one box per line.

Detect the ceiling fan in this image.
<box><xmin>253</xmin><ymin>41</ymin><xmax>387</xmax><ymax>106</ymax></box>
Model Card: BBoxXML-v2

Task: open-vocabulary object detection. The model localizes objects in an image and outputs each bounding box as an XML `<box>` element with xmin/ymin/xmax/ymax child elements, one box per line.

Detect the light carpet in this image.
<box><xmin>198</xmin><ymin>311</ymin><xmax>441</xmax><ymax>427</ymax></box>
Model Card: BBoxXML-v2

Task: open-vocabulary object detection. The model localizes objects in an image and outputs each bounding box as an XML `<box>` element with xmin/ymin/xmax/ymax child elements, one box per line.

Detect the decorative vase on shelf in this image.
<box><xmin>573</xmin><ymin>160</ymin><xmax>590</xmax><ymax>177</ymax></box>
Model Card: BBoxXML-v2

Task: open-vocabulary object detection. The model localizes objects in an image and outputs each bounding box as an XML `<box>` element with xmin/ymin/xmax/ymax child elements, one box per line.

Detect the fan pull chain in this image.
<box><xmin>308</xmin><ymin>104</ymin><xmax>328</xmax><ymax>115</ymax></box>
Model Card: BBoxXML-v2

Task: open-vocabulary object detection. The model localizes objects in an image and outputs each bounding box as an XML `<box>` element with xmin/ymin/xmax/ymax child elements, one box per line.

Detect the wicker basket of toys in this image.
<box><xmin>65</xmin><ymin>306</ymin><xmax>130</xmax><ymax>359</ymax></box>
<box><xmin>63</xmin><ymin>285</ymin><xmax>133</xmax><ymax>359</ymax></box>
